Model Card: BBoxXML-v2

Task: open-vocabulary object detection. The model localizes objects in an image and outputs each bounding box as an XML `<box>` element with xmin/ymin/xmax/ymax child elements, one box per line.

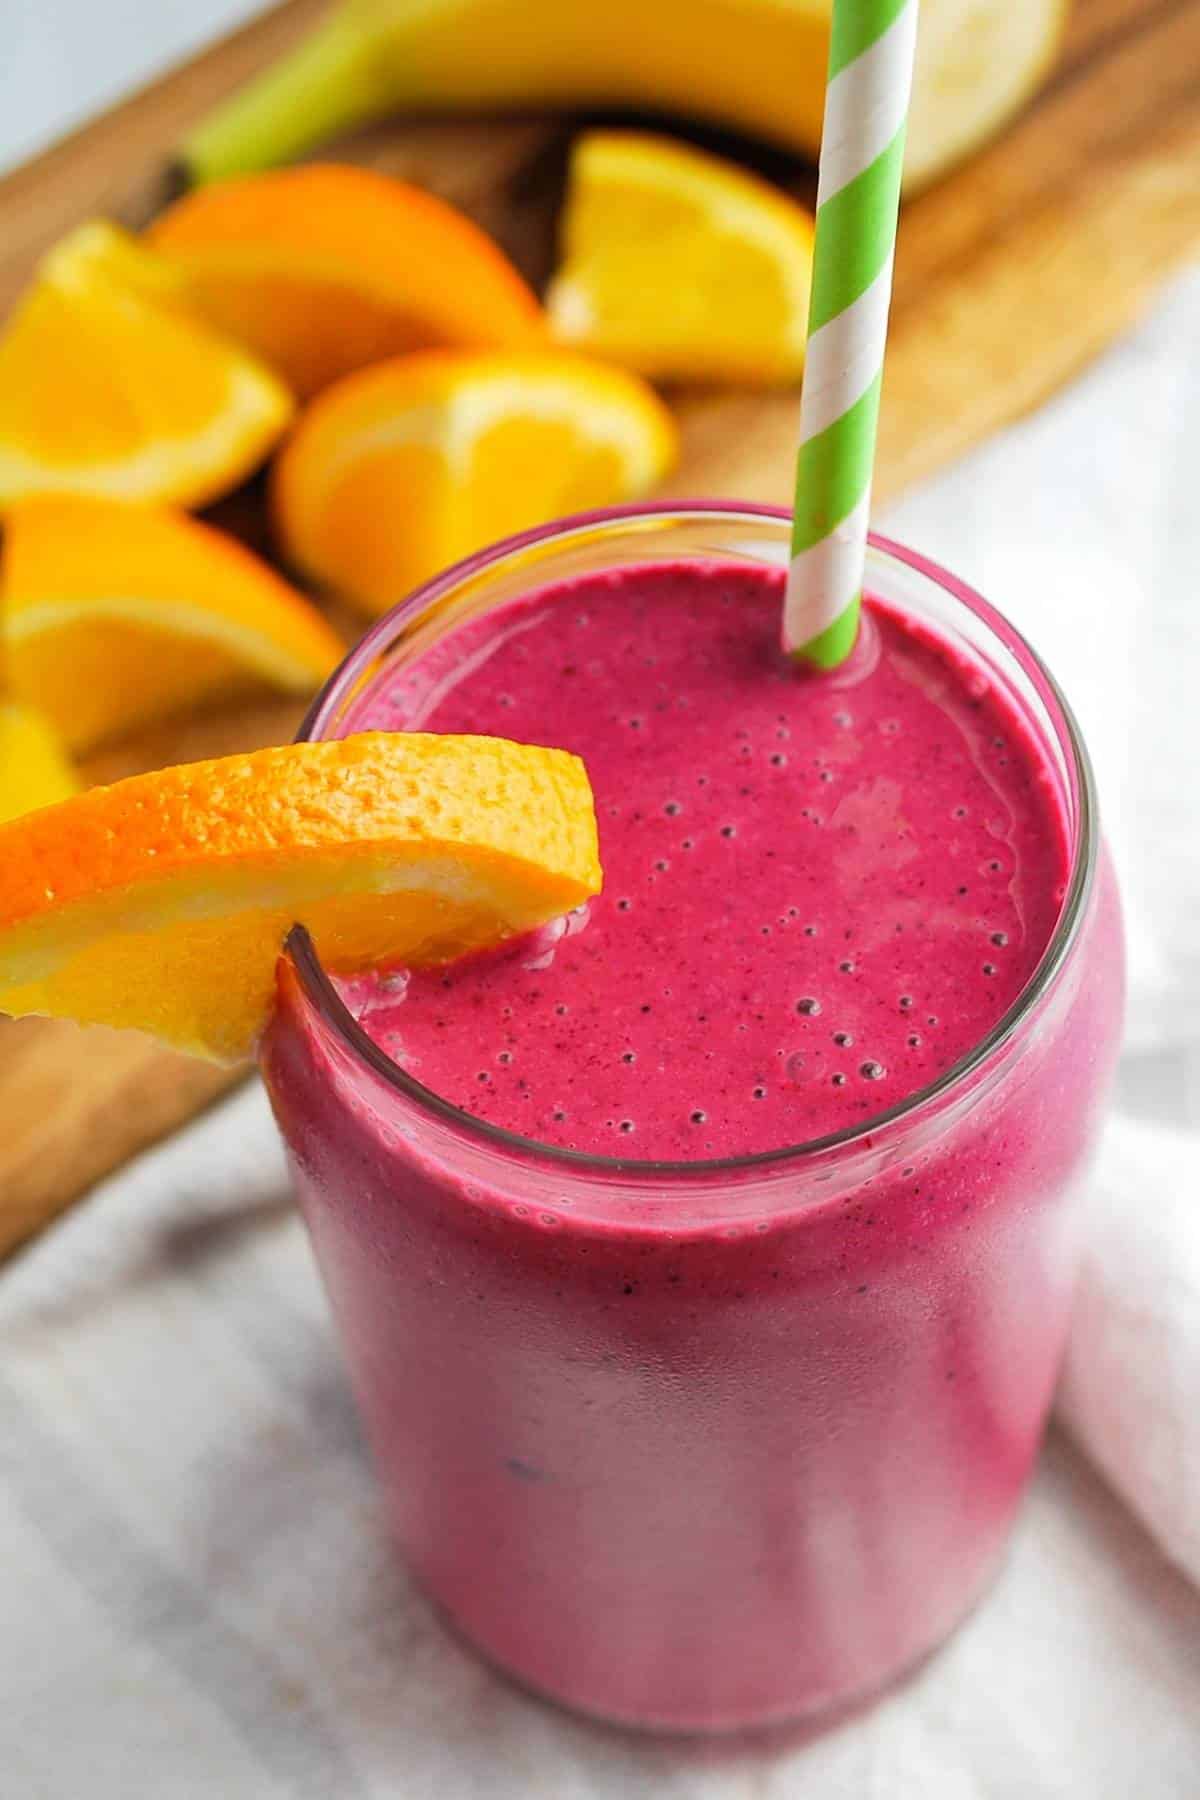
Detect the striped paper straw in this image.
<box><xmin>783</xmin><ymin>0</ymin><xmax>920</xmax><ymax>666</ymax></box>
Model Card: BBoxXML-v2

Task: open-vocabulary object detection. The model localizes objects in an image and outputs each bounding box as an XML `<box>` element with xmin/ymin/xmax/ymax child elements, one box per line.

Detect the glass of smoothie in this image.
<box><xmin>260</xmin><ymin>501</ymin><xmax>1124</xmax><ymax>1733</ymax></box>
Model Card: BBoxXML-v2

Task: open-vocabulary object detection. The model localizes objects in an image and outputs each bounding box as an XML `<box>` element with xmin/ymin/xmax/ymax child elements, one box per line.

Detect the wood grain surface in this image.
<box><xmin>1</xmin><ymin>0</ymin><xmax>1198</xmax><ymax>1258</ymax></box>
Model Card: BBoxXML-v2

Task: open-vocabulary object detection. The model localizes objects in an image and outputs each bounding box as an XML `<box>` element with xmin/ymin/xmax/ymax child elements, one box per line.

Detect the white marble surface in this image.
<box><xmin>3</xmin><ymin>10</ymin><xmax>1199</xmax><ymax>1796</ymax></box>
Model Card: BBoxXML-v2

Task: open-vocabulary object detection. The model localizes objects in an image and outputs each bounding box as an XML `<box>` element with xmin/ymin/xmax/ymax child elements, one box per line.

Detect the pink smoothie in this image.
<box><xmin>344</xmin><ymin>560</ymin><xmax>1067</xmax><ymax>1154</ymax></box>
<box><xmin>262</xmin><ymin>550</ymin><xmax>1123</xmax><ymax>1730</ymax></box>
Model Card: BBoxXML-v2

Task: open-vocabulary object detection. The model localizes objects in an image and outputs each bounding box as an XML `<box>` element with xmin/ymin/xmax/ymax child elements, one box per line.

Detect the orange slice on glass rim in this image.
<box><xmin>272</xmin><ymin>348</ymin><xmax>677</xmax><ymax>615</ymax></box>
<box><xmin>3</xmin><ymin>496</ymin><xmax>344</xmax><ymax>754</ymax></box>
<box><xmin>148</xmin><ymin>164</ymin><xmax>545</xmax><ymax>399</ymax></box>
<box><xmin>0</xmin><ymin>733</ymin><xmax>601</xmax><ymax>1062</ymax></box>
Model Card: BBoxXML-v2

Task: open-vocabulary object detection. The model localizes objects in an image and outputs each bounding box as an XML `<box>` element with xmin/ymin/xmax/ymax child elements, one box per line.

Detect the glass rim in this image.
<box><xmin>288</xmin><ymin>499</ymin><xmax>1099</xmax><ymax>1179</ymax></box>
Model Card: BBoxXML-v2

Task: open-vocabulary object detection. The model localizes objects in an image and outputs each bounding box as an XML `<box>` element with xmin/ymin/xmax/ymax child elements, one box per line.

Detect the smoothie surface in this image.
<box><xmin>340</xmin><ymin>560</ymin><xmax>1069</xmax><ymax>1158</ymax></box>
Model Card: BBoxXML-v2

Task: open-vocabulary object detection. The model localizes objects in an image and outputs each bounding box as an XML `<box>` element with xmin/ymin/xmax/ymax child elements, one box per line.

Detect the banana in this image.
<box><xmin>182</xmin><ymin>0</ymin><xmax>1068</xmax><ymax>194</ymax></box>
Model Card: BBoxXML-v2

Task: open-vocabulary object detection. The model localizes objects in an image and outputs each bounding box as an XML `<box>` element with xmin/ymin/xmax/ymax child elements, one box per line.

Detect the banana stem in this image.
<box><xmin>180</xmin><ymin>9</ymin><xmax>387</xmax><ymax>185</ymax></box>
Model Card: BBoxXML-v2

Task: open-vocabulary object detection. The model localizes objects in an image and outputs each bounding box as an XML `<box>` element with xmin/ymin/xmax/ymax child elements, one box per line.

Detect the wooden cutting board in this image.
<box><xmin>1</xmin><ymin>0</ymin><xmax>1198</xmax><ymax>1259</ymax></box>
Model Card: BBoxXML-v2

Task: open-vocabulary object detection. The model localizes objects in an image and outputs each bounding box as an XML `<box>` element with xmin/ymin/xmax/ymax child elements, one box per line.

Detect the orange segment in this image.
<box><xmin>272</xmin><ymin>349</ymin><xmax>678</xmax><ymax>615</ymax></box>
<box><xmin>148</xmin><ymin>165</ymin><xmax>545</xmax><ymax>399</ymax></box>
<box><xmin>0</xmin><ymin>700</ymin><xmax>78</xmax><ymax>824</ymax></box>
<box><xmin>3</xmin><ymin>496</ymin><xmax>344</xmax><ymax>754</ymax></box>
<box><xmin>0</xmin><ymin>733</ymin><xmax>601</xmax><ymax>1062</ymax></box>
<box><xmin>546</xmin><ymin>132</ymin><xmax>814</xmax><ymax>386</ymax></box>
<box><xmin>0</xmin><ymin>222</ymin><xmax>293</xmax><ymax>509</ymax></box>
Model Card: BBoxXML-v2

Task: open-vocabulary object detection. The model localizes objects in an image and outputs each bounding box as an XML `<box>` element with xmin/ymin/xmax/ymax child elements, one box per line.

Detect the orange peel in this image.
<box><xmin>0</xmin><ymin>222</ymin><xmax>292</xmax><ymax>509</ymax></box>
<box><xmin>3</xmin><ymin>496</ymin><xmax>344</xmax><ymax>754</ymax></box>
<box><xmin>148</xmin><ymin>164</ymin><xmax>544</xmax><ymax>398</ymax></box>
<box><xmin>0</xmin><ymin>733</ymin><xmax>601</xmax><ymax>1061</ymax></box>
<box><xmin>273</xmin><ymin>348</ymin><xmax>678</xmax><ymax>615</ymax></box>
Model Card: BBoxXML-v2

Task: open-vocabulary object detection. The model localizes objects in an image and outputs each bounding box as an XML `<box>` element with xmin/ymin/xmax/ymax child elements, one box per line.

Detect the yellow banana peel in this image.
<box><xmin>182</xmin><ymin>0</ymin><xmax>1068</xmax><ymax>194</ymax></box>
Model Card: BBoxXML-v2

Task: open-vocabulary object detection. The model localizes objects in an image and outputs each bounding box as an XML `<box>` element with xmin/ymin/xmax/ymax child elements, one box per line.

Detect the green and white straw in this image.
<box><xmin>783</xmin><ymin>0</ymin><xmax>919</xmax><ymax>666</ymax></box>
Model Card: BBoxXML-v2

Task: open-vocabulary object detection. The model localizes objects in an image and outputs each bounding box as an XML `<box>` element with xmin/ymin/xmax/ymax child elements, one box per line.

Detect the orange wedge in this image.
<box><xmin>273</xmin><ymin>349</ymin><xmax>678</xmax><ymax>615</ymax></box>
<box><xmin>3</xmin><ymin>496</ymin><xmax>344</xmax><ymax>754</ymax></box>
<box><xmin>0</xmin><ymin>700</ymin><xmax>78</xmax><ymax>824</ymax></box>
<box><xmin>0</xmin><ymin>734</ymin><xmax>601</xmax><ymax>1061</ymax></box>
<box><xmin>546</xmin><ymin>132</ymin><xmax>814</xmax><ymax>385</ymax></box>
<box><xmin>0</xmin><ymin>222</ymin><xmax>292</xmax><ymax>510</ymax></box>
<box><xmin>147</xmin><ymin>165</ymin><xmax>545</xmax><ymax>399</ymax></box>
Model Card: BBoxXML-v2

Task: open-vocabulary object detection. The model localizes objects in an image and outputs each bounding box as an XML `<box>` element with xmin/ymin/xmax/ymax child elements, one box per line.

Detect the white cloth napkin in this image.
<box><xmin>1059</xmin><ymin>1114</ymin><xmax>1200</xmax><ymax>1591</ymax></box>
<box><xmin>2</xmin><ymin>272</ymin><xmax>1199</xmax><ymax>1794</ymax></box>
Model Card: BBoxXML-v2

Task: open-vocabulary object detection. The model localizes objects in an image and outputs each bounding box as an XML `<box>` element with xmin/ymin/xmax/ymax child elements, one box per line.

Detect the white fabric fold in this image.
<box><xmin>1057</xmin><ymin>1114</ymin><xmax>1200</xmax><ymax>1590</ymax></box>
